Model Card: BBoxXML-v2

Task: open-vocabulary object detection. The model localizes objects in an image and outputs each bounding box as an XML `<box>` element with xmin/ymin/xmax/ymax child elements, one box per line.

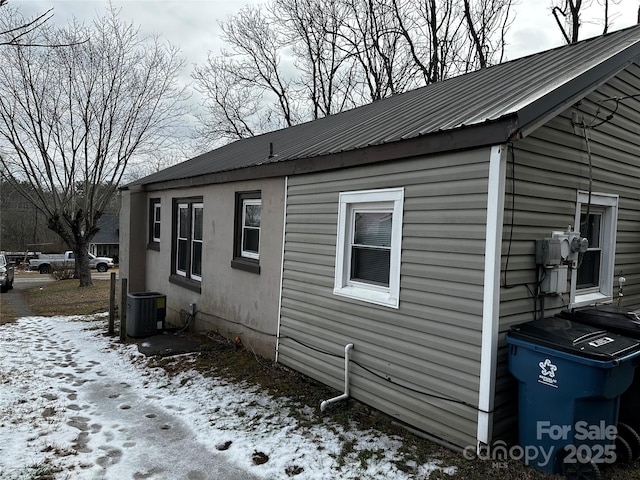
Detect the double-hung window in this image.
<box><xmin>231</xmin><ymin>191</ymin><xmax>261</xmax><ymax>274</ymax></box>
<box><xmin>152</xmin><ymin>202</ymin><xmax>161</xmax><ymax>242</ymax></box>
<box><xmin>241</xmin><ymin>199</ymin><xmax>261</xmax><ymax>259</ymax></box>
<box><xmin>570</xmin><ymin>191</ymin><xmax>618</xmax><ymax>308</ymax></box>
<box><xmin>148</xmin><ymin>199</ymin><xmax>161</xmax><ymax>249</ymax></box>
<box><xmin>172</xmin><ymin>198</ymin><xmax>203</xmax><ymax>288</ymax></box>
<box><xmin>576</xmin><ymin>211</ymin><xmax>602</xmax><ymax>290</ymax></box>
<box><xmin>191</xmin><ymin>205</ymin><xmax>203</xmax><ymax>281</ymax></box>
<box><xmin>334</xmin><ymin>188</ymin><xmax>404</xmax><ymax>308</ymax></box>
<box><xmin>176</xmin><ymin>203</ymin><xmax>189</xmax><ymax>275</ymax></box>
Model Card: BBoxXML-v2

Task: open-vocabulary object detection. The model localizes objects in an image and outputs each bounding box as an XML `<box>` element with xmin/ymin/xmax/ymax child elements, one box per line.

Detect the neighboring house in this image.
<box><xmin>90</xmin><ymin>214</ymin><xmax>119</xmax><ymax>262</ymax></box>
<box><xmin>120</xmin><ymin>26</ymin><xmax>640</xmax><ymax>451</ymax></box>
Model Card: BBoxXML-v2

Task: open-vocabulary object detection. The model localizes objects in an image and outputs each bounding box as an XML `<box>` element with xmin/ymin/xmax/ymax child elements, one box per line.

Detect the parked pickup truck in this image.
<box><xmin>29</xmin><ymin>251</ymin><xmax>115</xmax><ymax>274</ymax></box>
<box><xmin>0</xmin><ymin>254</ymin><xmax>15</xmax><ymax>292</ymax></box>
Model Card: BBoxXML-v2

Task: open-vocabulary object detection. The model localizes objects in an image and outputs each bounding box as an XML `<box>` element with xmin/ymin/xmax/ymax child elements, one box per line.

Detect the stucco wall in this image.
<box><xmin>119</xmin><ymin>185</ymin><xmax>147</xmax><ymax>293</ymax></box>
<box><xmin>124</xmin><ymin>177</ymin><xmax>285</xmax><ymax>359</ymax></box>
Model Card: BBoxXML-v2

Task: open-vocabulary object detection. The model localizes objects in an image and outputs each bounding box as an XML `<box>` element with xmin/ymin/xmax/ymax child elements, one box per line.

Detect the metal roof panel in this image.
<box><xmin>129</xmin><ymin>25</ymin><xmax>640</xmax><ymax>188</ymax></box>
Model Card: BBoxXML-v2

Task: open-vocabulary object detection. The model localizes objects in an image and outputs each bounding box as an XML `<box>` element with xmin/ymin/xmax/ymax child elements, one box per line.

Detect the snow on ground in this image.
<box><xmin>0</xmin><ymin>315</ymin><xmax>457</xmax><ymax>480</ymax></box>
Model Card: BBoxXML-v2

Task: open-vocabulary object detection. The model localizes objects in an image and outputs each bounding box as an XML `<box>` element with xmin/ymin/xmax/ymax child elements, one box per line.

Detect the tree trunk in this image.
<box><xmin>73</xmin><ymin>244</ymin><xmax>93</xmax><ymax>287</ymax></box>
<box><xmin>47</xmin><ymin>211</ymin><xmax>94</xmax><ymax>287</ymax></box>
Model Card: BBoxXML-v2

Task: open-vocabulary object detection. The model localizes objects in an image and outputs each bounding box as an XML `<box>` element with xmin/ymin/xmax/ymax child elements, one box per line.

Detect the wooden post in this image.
<box><xmin>108</xmin><ymin>272</ymin><xmax>116</xmax><ymax>334</ymax></box>
<box><xmin>120</xmin><ymin>278</ymin><xmax>128</xmax><ymax>342</ymax></box>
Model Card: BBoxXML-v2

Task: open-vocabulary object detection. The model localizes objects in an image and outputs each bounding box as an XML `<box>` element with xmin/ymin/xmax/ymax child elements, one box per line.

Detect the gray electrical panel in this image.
<box><xmin>540</xmin><ymin>265</ymin><xmax>568</xmax><ymax>294</ymax></box>
<box><xmin>535</xmin><ymin>239</ymin><xmax>561</xmax><ymax>266</ymax></box>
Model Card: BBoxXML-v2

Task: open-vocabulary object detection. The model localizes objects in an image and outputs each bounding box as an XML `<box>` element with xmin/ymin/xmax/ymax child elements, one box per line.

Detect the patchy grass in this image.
<box><xmin>0</xmin><ymin>295</ymin><xmax>17</xmax><ymax>325</ymax></box>
<box><xmin>4</xmin><ymin>279</ymin><xmax>640</xmax><ymax>479</ymax></box>
<box><xmin>24</xmin><ymin>279</ymin><xmax>114</xmax><ymax>316</ymax></box>
<box><xmin>1</xmin><ymin>458</ymin><xmax>65</xmax><ymax>480</ymax></box>
<box><xmin>146</xmin><ymin>332</ymin><xmax>568</xmax><ymax>479</ymax></box>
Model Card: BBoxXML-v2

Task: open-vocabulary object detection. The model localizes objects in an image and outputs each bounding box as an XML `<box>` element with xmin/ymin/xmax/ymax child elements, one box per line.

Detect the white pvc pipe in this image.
<box><xmin>275</xmin><ymin>176</ymin><xmax>288</xmax><ymax>364</ymax></box>
<box><xmin>320</xmin><ymin>343</ymin><xmax>354</xmax><ymax>412</ymax></box>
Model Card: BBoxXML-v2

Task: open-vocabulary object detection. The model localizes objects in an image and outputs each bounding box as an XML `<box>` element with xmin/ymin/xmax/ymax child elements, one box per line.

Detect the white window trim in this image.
<box><xmin>241</xmin><ymin>198</ymin><xmax>261</xmax><ymax>260</ymax></box>
<box><xmin>334</xmin><ymin>187</ymin><xmax>404</xmax><ymax>309</ymax></box>
<box><xmin>176</xmin><ymin>203</ymin><xmax>188</xmax><ymax>277</ymax></box>
<box><xmin>152</xmin><ymin>202</ymin><xmax>161</xmax><ymax>243</ymax></box>
<box><xmin>570</xmin><ymin>191</ymin><xmax>618</xmax><ymax>308</ymax></box>
<box><xmin>190</xmin><ymin>203</ymin><xmax>203</xmax><ymax>282</ymax></box>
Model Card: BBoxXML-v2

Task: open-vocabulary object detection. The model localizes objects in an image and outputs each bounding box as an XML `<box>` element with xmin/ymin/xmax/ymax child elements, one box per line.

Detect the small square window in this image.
<box><xmin>351</xmin><ymin>212</ymin><xmax>392</xmax><ymax>286</ymax></box>
<box><xmin>334</xmin><ymin>188</ymin><xmax>404</xmax><ymax>308</ymax></box>
<box><xmin>242</xmin><ymin>199</ymin><xmax>261</xmax><ymax>259</ymax></box>
<box><xmin>232</xmin><ymin>191</ymin><xmax>261</xmax><ymax>274</ymax></box>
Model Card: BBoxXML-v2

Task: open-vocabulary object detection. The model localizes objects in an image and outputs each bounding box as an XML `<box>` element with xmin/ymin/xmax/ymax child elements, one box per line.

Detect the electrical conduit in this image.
<box><xmin>320</xmin><ymin>343</ymin><xmax>354</xmax><ymax>412</ymax></box>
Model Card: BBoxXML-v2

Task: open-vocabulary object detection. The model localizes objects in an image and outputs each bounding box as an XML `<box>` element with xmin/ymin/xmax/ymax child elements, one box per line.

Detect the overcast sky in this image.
<box><xmin>12</xmin><ymin>0</ymin><xmax>640</xmax><ymax>72</ymax></box>
<box><xmin>8</xmin><ymin>0</ymin><xmax>640</xmax><ymax>160</ymax></box>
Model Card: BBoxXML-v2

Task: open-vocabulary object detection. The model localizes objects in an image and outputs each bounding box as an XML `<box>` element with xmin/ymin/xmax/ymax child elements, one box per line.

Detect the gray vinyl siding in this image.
<box><xmin>278</xmin><ymin>148</ymin><xmax>492</xmax><ymax>448</ymax></box>
<box><xmin>493</xmin><ymin>62</ymin><xmax>640</xmax><ymax>442</ymax></box>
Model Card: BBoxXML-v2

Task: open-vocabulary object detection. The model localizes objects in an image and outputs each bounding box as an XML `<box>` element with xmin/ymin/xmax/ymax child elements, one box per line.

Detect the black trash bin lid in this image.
<box><xmin>558</xmin><ymin>306</ymin><xmax>640</xmax><ymax>339</ymax></box>
<box><xmin>508</xmin><ymin>317</ymin><xmax>640</xmax><ymax>361</ymax></box>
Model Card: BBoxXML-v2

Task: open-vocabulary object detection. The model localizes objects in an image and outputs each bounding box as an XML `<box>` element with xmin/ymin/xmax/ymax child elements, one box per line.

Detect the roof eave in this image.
<box><xmin>139</xmin><ymin>117</ymin><xmax>518</xmax><ymax>192</ymax></box>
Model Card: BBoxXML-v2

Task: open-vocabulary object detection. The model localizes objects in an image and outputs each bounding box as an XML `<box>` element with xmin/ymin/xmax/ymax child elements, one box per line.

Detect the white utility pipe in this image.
<box><xmin>320</xmin><ymin>343</ymin><xmax>354</xmax><ymax>412</ymax></box>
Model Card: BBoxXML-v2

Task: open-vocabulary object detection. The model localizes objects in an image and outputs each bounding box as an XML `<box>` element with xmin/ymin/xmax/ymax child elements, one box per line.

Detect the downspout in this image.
<box><xmin>275</xmin><ymin>176</ymin><xmax>288</xmax><ymax>363</ymax></box>
<box><xmin>476</xmin><ymin>144</ymin><xmax>507</xmax><ymax>448</ymax></box>
<box><xmin>320</xmin><ymin>343</ymin><xmax>354</xmax><ymax>412</ymax></box>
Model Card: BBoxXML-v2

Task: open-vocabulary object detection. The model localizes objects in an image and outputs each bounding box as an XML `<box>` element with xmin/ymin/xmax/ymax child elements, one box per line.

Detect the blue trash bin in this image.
<box><xmin>506</xmin><ymin>316</ymin><xmax>640</xmax><ymax>477</ymax></box>
<box><xmin>557</xmin><ymin>306</ymin><xmax>640</xmax><ymax>460</ymax></box>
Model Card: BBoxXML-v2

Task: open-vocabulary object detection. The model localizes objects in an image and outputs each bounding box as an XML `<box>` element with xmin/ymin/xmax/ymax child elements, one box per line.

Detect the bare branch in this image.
<box><xmin>0</xmin><ymin>4</ymin><xmax>189</xmax><ymax>285</ymax></box>
<box><xmin>194</xmin><ymin>0</ymin><xmax>514</xmax><ymax>143</ymax></box>
<box><xmin>551</xmin><ymin>0</ymin><xmax>584</xmax><ymax>44</ymax></box>
<box><xmin>0</xmin><ymin>5</ymin><xmax>52</xmax><ymax>45</ymax></box>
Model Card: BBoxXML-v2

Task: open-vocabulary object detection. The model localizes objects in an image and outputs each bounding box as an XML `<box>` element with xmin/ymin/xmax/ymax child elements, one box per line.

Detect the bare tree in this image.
<box><xmin>0</xmin><ymin>6</ymin><xmax>187</xmax><ymax>286</ymax></box>
<box><xmin>124</xmin><ymin>144</ymin><xmax>196</xmax><ymax>183</ymax></box>
<box><xmin>191</xmin><ymin>4</ymin><xmax>302</xmax><ymax>143</ymax></box>
<box><xmin>391</xmin><ymin>0</ymin><xmax>454</xmax><ymax>84</ymax></box>
<box><xmin>0</xmin><ymin>0</ymin><xmax>86</xmax><ymax>48</ymax></box>
<box><xmin>460</xmin><ymin>0</ymin><xmax>513</xmax><ymax>70</ymax></box>
<box><xmin>193</xmin><ymin>55</ymin><xmax>270</xmax><ymax>144</ymax></box>
<box><xmin>336</xmin><ymin>0</ymin><xmax>417</xmax><ymax>100</ymax></box>
<box><xmin>552</xmin><ymin>0</ymin><xmax>584</xmax><ymax>43</ymax></box>
<box><xmin>273</xmin><ymin>0</ymin><xmax>357</xmax><ymax>118</ymax></box>
<box><xmin>194</xmin><ymin>0</ymin><xmax>514</xmax><ymax>146</ymax></box>
<box><xmin>552</xmin><ymin>0</ymin><xmax>622</xmax><ymax>43</ymax></box>
<box><xmin>0</xmin><ymin>178</ymin><xmax>66</xmax><ymax>254</ymax></box>
<box><xmin>223</xmin><ymin>5</ymin><xmax>298</xmax><ymax>128</ymax></box>
<box><xmin>0</xmin><ymin>0</ymin><xmax>53</xmax><ymax>47</ymax></box>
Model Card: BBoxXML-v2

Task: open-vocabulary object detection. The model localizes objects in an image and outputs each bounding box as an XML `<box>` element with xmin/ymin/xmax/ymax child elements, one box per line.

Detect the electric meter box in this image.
<box><xmin>536</xmin><ymin>239</ymin><xmax>561</xmax><ymax>266</ymax></box>
<box><xmin>541</xmin><ymin>265</ymin><xmax>568</xmax><ymax>294</ymax></box>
